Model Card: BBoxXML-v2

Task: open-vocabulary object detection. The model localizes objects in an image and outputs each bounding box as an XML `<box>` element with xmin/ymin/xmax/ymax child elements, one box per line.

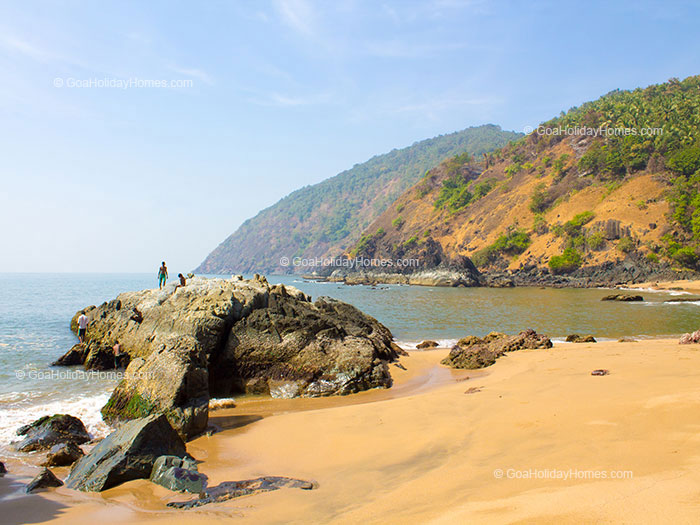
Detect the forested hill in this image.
<box><xmin>196</xmin><ymin>124</ymin><xmax>521</xmax><ymax>274</ymax></box>
<box><xmin>349</xmin><ymin>75</ymin><xmax>700</xmax><ymax>280</ymax></box>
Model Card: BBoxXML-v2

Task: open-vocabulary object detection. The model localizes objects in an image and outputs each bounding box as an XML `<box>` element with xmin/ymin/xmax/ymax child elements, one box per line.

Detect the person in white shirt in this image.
<box><xmin>77</xmin><ymin>313</ymin><xmax>89</xmax><ymax>343</ymax></box>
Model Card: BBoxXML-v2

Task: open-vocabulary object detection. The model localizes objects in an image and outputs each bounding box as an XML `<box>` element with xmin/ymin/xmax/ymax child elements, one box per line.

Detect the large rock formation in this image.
<box><xmin>66</xmin><ymin>414</ymin><xmax>187</xmax><ymax>492</ymax></box>
<box><xmin>57</xmin><ymin>276</ymin><xmax>399</xmax><ymax>439</ymax></box>
<box><xmin>442</xmin><ymin>329</ymin><xmax>552</xmax><ymax>369</ymax></box>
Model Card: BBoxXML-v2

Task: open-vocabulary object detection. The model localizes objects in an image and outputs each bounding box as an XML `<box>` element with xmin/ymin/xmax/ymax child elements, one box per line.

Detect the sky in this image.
<box><xmin>0</xmin><ymin>0</ymin><xmax>699</xmax><ymax>273</ymax></box>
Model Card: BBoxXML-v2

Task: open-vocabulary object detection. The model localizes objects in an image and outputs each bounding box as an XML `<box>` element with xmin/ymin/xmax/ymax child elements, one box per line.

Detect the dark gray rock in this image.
<box><xmin>26</xmin><ymin>468</ymin><xmax>63</xmax><ymax>493</ymax></box>
<box><xmin>168</xmin><ymin>476</ymin><xmax>315</xmax><ymax>508</ymax></box>
<box><xmin>66</xmin><ymin>414</ymin><xmax>187</xmax><ymax>492</ymax></box>
<box><xmin>15</xmin><ymin>415</ymin><xmax>90</xmax><ymax>452</ymax></box>
<box><xmin>150</xmin><ymin>455</ymin><xmax>206</xmax><ymax>493</ymax></box>
<box><xmin>42</xmin><ymin>442</ymin><xmax>84</xmax><ymax>467</ymax></box>
<box><xmin>0</xmin><ymin>461</ymin><xmax>6</xmax><ymax>476</ymax></box>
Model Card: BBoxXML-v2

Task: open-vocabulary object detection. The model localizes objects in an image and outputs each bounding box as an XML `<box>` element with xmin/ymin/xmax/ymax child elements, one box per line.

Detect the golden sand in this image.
<box><xmin>4</xmin><ymin>340</ymin><xmax>700</xmax><ymax>523</ymax></box>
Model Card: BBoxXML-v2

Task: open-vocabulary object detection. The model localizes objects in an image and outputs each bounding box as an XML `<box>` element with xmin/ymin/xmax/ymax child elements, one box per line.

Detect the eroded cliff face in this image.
<box><xmin>59</xmin><ymin>276</ymin><xmax>399</xmax><ymax>439</ymax></box>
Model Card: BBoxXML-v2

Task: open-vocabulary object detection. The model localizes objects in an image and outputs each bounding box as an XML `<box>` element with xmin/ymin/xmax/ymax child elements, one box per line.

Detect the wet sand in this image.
<box><xmin>4</xmin><ymin>340</ymin><xmax>700</xmax><ymax>523</ymax></box>
<box><xmin>627</xmin><ymin>279</ymin><xmax>700</xmax><ymax>296</ymax></box>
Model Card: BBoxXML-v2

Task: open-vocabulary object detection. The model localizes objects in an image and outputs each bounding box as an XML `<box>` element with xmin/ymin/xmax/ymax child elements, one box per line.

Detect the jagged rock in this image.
<box><xmin>168</xmin><ymin>476</ymin><xmax>315</xmax><ymax>509</ymax></box>
<box><xmin>566</xmin><ymin>334</ymin><xmax>597</xmax><ymax>343</ymax></box>
<box><xmin>52</xmin><ymin>343</ymin><xmax>88</xmax><ymax>366</ymax></box>
<box><xmin>26</xmin><ymin>468</ymin><xmax>63</xmax><ymax>493</ymax></box>
<box><xmin>14</xmin><ymin>415</ymin><xmax>90</xmax><ymax>452</ymax></box>
<box><xmin>150</xmin><ymin>456</ymin><xmax>206</xmax><ymax>493</ymax></box>
<box><xmin>43</xmin><ymin>442</ymin><xmax>84</xmax><ymax>466</ymax></box>
<box><xmin>42</xmin><ymin>442</ymin><xmax>84</xmax><ymax>467</ymax></box>
<box><xmin>601</xmin><ymin>294</ymin><xmax>644</xmax><ymax>302</ymax></box>
<box><xmin>66</xmin><ymin>414</ymin><xmax>187</xmax><ymax>492</ymax></box>
<box><xmin>416</xmin><ymin>340</ymin><xmax>439</xmax><ymax>349</ymax></box>
<box><xmin>679</xmin><ymin>330</ymin><xmax>700</xmax><ymax>344</ymax></box>
<box><xmin>442</xmin><ymin>329</ymin><xmax>552</xmax><ymax>369</ymax></box>
<box><xmin>63</xmin><ymin>277</ymin><xmax>397</xmax><ymax>439</ymax></box>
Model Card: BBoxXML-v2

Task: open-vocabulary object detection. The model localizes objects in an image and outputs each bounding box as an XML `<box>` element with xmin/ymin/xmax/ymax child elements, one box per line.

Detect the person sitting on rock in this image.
<box><xmin>158</xmin><ymin>262</ymin><xmax>168</xmax><ymax>289</ymax></box>
<box><xmin>175</xmin><ymin>273</ymin><xmax>187</xmax><ymax>291</ymax></box>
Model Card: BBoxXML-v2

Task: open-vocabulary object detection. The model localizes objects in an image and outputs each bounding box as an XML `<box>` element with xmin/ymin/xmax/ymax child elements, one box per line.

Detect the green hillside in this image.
<box><xmin>197</xmin><ymin>124</ymin><xmax>521</xmax><ymax>274</ymax></box>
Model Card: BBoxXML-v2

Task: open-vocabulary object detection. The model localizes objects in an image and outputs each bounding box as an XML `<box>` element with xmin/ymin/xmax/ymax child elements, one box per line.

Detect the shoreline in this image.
<box><xmin>5</xmin><ymin>338</ymin><xmax>700</xmax><ymax>523</ymax></box>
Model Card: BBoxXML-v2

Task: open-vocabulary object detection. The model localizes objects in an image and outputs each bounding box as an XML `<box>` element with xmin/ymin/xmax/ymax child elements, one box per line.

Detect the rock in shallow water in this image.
<box><xmin>42</xmin><ymin>442</ymin><xmax>84</xmax><ymax>467</ymax></box>
<box><xmin>442</xmin><ymin>329</ymin><xmax>552</xmax><ymax>370</ymax></box>
<box><xmin>59</xmin><ymin>277</ymin><xmax>397</xmax><ymax>440</ymax></box>
<box><xmin>26</xmin><ymin>468</ymin><xmax>63</xmax><ymax>493</ymax></box>
<box><xmin>601</xmin><ymin>294</ymin><xmax>644</xmax><ymax>302</ymax></box>
<box><xmin>416</xmin><ymin>340</ymin><xmax>439</xmax><ymax>349</ymax></box>
<box><xmin>14</xmin><ymin>414</ymin><xmax>90</xmax><ymax>452</ymax></box>
<box><xmin>565</xmin><ymin>334</ymin><xmax>597</xmax><ymax>343</ymax></box>
<box><xmin>66</xmin><ymin>414</ymin><xmax>187</xmax><ymax>492</ymax></box>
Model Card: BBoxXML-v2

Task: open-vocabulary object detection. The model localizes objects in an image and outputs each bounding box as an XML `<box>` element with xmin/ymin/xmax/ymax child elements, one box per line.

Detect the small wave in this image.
<box><xmin>394</xmin><ymin>339</ymin><xmax>459</xmax><ymax>350</ymax></box>
<box><xmin>0</xmin><ymin>393</ymin><xmax>113</xmax><ymax>448</ymax></box>
<box><xmin>616</xmin><ymin>286</ymin><xmax>691</xmax><ymax>296</ymax></box>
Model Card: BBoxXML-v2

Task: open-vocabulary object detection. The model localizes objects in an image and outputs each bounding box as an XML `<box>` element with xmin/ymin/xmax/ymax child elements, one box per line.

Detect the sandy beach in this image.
<box><xmin>627</xmin><ymin>279</ymin><xmax>700</xmax><ymax>296</ymax></box>
<box><xmin>4</xmin><ymin>338</ymin><xmax>700</xmax><ymax>523</ymax></box>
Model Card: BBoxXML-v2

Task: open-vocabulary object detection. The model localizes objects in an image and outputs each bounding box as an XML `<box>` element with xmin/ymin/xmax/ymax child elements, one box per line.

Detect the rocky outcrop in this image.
<box><xmin>66</xmin><ymin>414</ymin><xmax>187</xmax><ymax>492</ymax></box>
<box><xmin>566</xmin><ymin>334</ymin><xmax>597</xmax><ymax>343</ymax></box>
<box><xmin>57</xmin><ymin>276</ymin><xmax>399</xmax><ymax>439</ymax></box>
<box><xmin>42</xmin><ymin>443</ymin><xmax>84</xmax><ymax>467</ymax></box>
<box><xmin>601</xmin><ymin>294</ymin><xmax>643</xmax><ymax>302</ymax></box>
<box><xmin>168</xmin><ymin>476</ymin><xmax>315</xmax><ymax>509</ymax></box>
<box><xmin>14</xmin><ymin>415</ymin><xmax>90</xmax><ymax>452</ymax></box>
<box><xmin>679</xmin><ymin>330</ymin><xmax>700</xmax><ymax>344</ymax></box>
<box><xmin>26</xmin><ymin>468</ymin><xmax>63</xmax><ymax>493</ymax></box>
<box><xmin>442</xmin><ymin>329</ymin><xmax>552</xmax><ymax>369</ymax></box>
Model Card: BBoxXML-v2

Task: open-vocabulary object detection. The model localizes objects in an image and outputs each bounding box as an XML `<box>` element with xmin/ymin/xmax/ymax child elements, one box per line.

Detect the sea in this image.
<box><xmin>1</xmin><ymin>273</ymin><xmax>699</xmax><ymax>453</ymax></box>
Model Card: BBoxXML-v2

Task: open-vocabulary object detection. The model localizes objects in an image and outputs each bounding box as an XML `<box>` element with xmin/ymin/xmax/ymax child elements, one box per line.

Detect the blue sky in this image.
<box><xmin>1</xmin><ymin>0</ymin><xmax>698</xmax><ymax>273</ymax></box>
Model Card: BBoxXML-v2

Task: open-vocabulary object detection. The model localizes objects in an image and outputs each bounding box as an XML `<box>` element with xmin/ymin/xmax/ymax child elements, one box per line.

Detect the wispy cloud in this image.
<box><xmin>250</xmin><ymin>91</ymin><xmax>331</xmax><ymax>107</ymax></box>
<box><xmin>274</xmin><ymin>0</ymin><xmax>316</xmax><ymax>37</ymax></box>
<box><xmin>167</xmin><ymin>65</ymin><xmax>214</xmax><ymax>85</ymax></box>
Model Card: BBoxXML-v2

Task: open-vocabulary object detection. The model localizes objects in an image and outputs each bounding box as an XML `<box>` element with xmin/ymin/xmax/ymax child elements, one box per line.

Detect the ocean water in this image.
<box><xmin>1</xmin><ymin>273</ymin><xmax>699</xmax><ymax>450</ymax></box>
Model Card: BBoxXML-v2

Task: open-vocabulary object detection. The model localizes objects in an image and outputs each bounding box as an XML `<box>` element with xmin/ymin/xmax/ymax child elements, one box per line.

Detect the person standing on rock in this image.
<box><xmin>77</xmin><ymin>313</ymin><xmax>88</xmax><ymax>343</ymax></box>
<box><xmin>158</xmin><ymin>262</ymin><xmax>168</xmax><ymax>289</ymax></box>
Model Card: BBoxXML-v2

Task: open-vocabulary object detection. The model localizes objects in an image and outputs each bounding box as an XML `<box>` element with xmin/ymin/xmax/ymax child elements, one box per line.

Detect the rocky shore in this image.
<box><xmin>53</xmin><ymin>275</ymin><xmax>400</xmax><ymax>439</ymax></box>
<box><xmin>315</xmin><ymin>253</ymin><xmax>699</xmax><ymax>288</ymax></box>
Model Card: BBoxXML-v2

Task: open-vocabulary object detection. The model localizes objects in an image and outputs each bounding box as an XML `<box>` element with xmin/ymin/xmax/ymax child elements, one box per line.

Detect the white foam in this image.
<box><xmin>394</xmin><ymin>339</ymin><xmax>459</xmax><ymax>350</ymax></box>
<box><xmin>0</xmin><ymin>393</ymin><xmax>113</xmax><ymax>448</ymax></box>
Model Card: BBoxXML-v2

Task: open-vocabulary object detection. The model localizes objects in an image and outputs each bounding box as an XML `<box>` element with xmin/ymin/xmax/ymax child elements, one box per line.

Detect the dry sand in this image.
<box><xmin>4</xmin><ymin>340</ymin><xmax>700</xmax><ymax>524</ymax></box>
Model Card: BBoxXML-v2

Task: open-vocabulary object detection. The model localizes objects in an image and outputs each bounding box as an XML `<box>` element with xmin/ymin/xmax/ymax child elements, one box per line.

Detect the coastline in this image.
<box><xmin>5</xmin><ymin>338</ymin><xmax>700</xmax><ymax>523</ymax></box>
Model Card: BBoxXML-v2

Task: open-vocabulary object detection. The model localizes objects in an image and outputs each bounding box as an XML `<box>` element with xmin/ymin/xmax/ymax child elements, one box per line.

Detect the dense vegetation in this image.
<box><xmin>472</xmin><ymin>230</ymin><xmax>531</xmax><ymax>268</ymax></box>
<box><xmin>197</xmin><ymin>125</ymin><xmax>521</xmax><ymax>273</ymax></box>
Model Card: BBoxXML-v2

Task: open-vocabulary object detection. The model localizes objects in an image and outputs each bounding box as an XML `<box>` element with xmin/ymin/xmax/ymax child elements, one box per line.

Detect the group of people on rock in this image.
<box><xmin>157</xmin><ymin>261</ymin><xmax>187</xmax><ymax>290</ymax></box>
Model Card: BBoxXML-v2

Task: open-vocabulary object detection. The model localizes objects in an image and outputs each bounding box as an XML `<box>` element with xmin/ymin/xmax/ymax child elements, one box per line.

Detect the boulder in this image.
<box><xmin>150</xmin><ymin>455</ymin><xmax>206</xmax><ymax>493</ymax></box>
<box><xmin>442</xmin><ymin>329</ymin><xmax>552</xmax><ymax>369</ymax></box>
<box><xmin>416</xmin><ymin>340</ymin><xmax>439</xmax><ymax>349</ymax></box>
<box><xmin>60</xmin><ymin>277</ymin><xmax>398</xmax><ymax>439</ymax></box>
<box><xmin>14</xmin><ymin>415</ymin><xmax>90</xmax><ymax>452</ymax></box>
<box><xmin>0</xmin><ymin>461</ymin><xmax>6</xmax><ymax>477</ymax></box>
<box><xmin>601</xmin><ymin>294</ymin><xmax>643</xmax><ymax>302</ymax></box>
<box><xmin>565</xmin><ymin>334</ymin><xmax>597</xmax><ymax>343</ymax></box>
<box><xmin>26</xmin><ymin>468</ymin><xmax>63</xmax><ymax>493</ymax></box>
<box><xmin>679</xmin><ymin>330</ymin><xmax>700</xmax><ymax>344</ymax></box>
<box><xmin>66</xmin><ymin>414</ymin><xmax>187</xmax><ymax>492</ymax></box>
<box><xmin>52</xmin><ymin>343</ymin><xmax>87</xmax><ymax>366</ymax></box>
<box><xmin>42</xmin><ymin>442</ymin><xmax>84</xmax><ymax>467</ymax></box>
